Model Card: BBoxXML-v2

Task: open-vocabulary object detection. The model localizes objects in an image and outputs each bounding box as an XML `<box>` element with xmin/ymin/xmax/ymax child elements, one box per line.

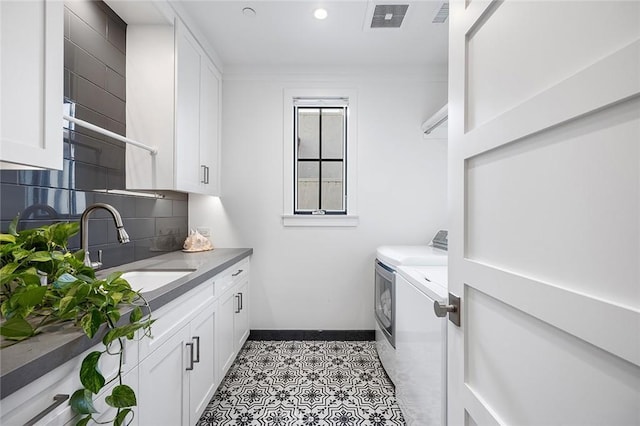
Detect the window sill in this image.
<box><xmin>282</xmin><ymin>215</ymin><xmax>359</xmax><ymax>227</ymax></box>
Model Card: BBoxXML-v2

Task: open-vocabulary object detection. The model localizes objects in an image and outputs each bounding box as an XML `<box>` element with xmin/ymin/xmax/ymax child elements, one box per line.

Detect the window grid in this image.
<box><xmin>294</xmin><ymin>104</ymin><xmax>347</xmax><ymax>215</ymax></box>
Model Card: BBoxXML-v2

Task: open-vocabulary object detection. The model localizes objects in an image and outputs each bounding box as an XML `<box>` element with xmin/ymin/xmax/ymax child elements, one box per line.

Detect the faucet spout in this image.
<box><xmin>80</xmin><ymin>203</ymin><xmax>129</xmax><ymax>269</ymax></box>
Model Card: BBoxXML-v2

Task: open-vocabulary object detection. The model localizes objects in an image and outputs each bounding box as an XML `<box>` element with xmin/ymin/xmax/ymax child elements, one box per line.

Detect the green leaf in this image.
<box><xmin>27</xmin><ymin>251</ymin><xmax>53</xmax><ymax>262</ymax></box>
<box><xmin>75</xmin><ymin>415</ymin><xmax>92</xmax><ymax>426</ymax></box>
<box><xmin>107</xmin><ymin>308</ymin><xmax>121</xmax><ymax>324</ymax></box>
<box><xmin>8</xmin><ymin>216</ymin><xmax>18</xmax><ymax>236</ymax></box>
<box><xmin>51</xmin><ymin>222</ymin><xmax>79</xmax><ymax>247</ymax></box>
<box><xmin>105</xmin><ymin>271</ymin><xmax>123</xmax><ymax>285</ymax></box>
<box><xmin>86</xmin><ymin>293</ymin><xmax>108</xmax><ymax>308</ymax></box>
<box><xmin>70</xmin><ymin>389</ymin><xmax>98</xmax><ymax>415</ymax></box>
<box><xmin>18</xmin><ymin>272</ymin><xmax>41</xmax><ymax>287</ymax></box>
<box><xmin>53</xmin><ymin>273</ymin><xmax>78</xmax><ymax>290</ymax></box>
<box><xmin>0</xmin><ymin>316</ymin><xmax>34</xmax><ymax>340</ymax></box>
<box><xmin>11</xmin><ymin>248</ymin><xmax>31</xmax><ymax>262</ymax></box>
<box><xmin>103</xmin><ymin>322</ymin><xmax>147</xmax><ymax>346</ymax></box>
<box><xmin>59</xmin><ymin>295</ymin><xmax>77</xmax><ymax>315</ymax></box>
<box><xmin>129</xmin><ymin>306</ymin><xmax>143</xmax><ymax>323</ymax></box>
<box><xmin>80</xmin><ymin>310</ymin><xmax>105</xmax><ymax>338</ymax></box>
<box><xmin>105</xmin><ymin>384</ymin><xmax>136</xmax><ymax>408</ymax></box>
<box><xmin>51</xmin><ymin>250</ymin><xmax>65</xmax><ymax>261</ymax></box>
<box><xmin>74</xmin><ymin>282</ymin><xmax>91</xmax><ymax>301</ymax></box>
<box><xmin>15</xmin><ymin>285</ymin><xmax>46</xmax><ymax>308</ymax></box>
<box><xmin>0</xmin><ymin>263</ymin><xmax>19</xmax><ymax>284</ymax></box>
<box><xmin>0</xmin><ymin>234</ymin><xmax>16</xmax><ymax>243</ymax></box>
<box><xmin>110</xmin><ymin>291</ymin><xmax>124</xmax><ymax>305</ymax></box>
<box><xmin>114</xmin><ymin>408</ymin><xmax>133</xmax><ymax>426</ymax></box>
<box><xmin>80</xmin><ymin>351</ymin><xmax>105</xmax><ymax>394</ymax></box>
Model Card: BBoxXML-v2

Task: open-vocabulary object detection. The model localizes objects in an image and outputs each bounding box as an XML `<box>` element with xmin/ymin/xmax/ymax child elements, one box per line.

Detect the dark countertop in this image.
<box><xmin>0</xmin><ymin>248</ymin><xmax>253</xmax><ymax>399</ymax></box>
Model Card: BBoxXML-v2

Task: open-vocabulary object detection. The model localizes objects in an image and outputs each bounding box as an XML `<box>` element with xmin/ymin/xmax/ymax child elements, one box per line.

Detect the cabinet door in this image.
<box><xmin>138</xmin><ymin>325</ymin><xmax>190</xmax><ymax>426</ymax></box>
<box><xmin>234</xmin><ymin>279</ymin><xmax>250</xmax><ymax>351</ymax></box>
<box><xmin>189</xmin><ymin>302</ymin><xmax>217</xmax><ymax>425</ymax></box>
<box><xmin>0</xmin><ymin>0</ymin><xmax>63</xmax><ymax>170</ymax></box>
<box><xmin>217</xmin><ymin>288</ymin><xmax>237</xmax><ymax>377</ymax></box>
<box><xmin>174</xmin><ymin>21</ymin><xmax>202</xmax><ymax>193</ymax></box>
<box><xmin>198</xmin><ymin>59</ymin><xmax>221</xmax><ymax>196</ymax></box>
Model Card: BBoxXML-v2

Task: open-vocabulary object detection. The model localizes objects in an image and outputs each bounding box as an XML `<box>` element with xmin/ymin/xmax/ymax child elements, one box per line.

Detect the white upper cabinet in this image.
<box><xmin>126</xmin><ymin>19</ymin><xmax>221</xmax><ymax>195</ymax></box>
<box><xmin>0</xmin><ymin>0</ymin><xmax>64</xmax><ymax>170</ymax></box>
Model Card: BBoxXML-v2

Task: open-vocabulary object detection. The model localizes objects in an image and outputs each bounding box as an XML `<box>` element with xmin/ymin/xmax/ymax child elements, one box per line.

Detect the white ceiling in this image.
<box><xmin>176</xmin><ymin>1</ymin><xmax>449</xmax><ymax>68</ymax></box>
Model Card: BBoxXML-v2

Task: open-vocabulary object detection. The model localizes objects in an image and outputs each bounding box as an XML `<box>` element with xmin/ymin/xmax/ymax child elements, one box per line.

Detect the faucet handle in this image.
<box><xmin>98</xmin><ymin>250</ymin><xmax>103</xmax><ymax>265</ymax></box>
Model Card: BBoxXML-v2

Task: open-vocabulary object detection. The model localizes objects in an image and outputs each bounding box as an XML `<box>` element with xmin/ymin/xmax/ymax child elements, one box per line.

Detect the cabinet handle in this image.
<box><xmin>239</xmin><ymin>292</ymin><xmax>243</xmax><ymax>311</ymax></box>
<box><xmin>200</xmin><ymin>165</ymin><xmax>207</xmax><ymax>184</ymax></box>
<box><xmin>205</xmin><ymin>165</ymin><xmax>210</xmax><ymax>184</ymax></box>
<box><xmin>235</xmin><ymin>294</ymin><xmax>241</xmax><ymax>313</ymax></box>
<box><xmin>232</xmin><ymin>269</ymin><xmax>243</xmax><ymax>277</ymax></box>
<box><xmin>193</xmin><ymin>336</ymin><xmax>200</xmax><ymax>363</ymax></box>
<box><xmin>24</xmin><ymin>394</ymin><xmax>69</xmax><ymax>426</ymax></box>
<box><xmin>186</xmin><ymin>342</ymin><xmax>195</xmax><ymax>371</ymax></box>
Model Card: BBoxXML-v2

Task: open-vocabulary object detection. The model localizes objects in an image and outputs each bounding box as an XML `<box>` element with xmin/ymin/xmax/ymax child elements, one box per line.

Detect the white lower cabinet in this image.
<box><xmin>0</xmin><ymin>256</ymin><xmax>250</xmax><ymax>426</ymax></box>
<box><xmin>0</xmin><ymin>338</ymin><xmax>138</xmax><ymax>426</ymax></box>
<box><xmin>217</xmin><ymin>286</ymin><xmax>237</xmax><ymax>377</ymax></box>
<box><xmin>188</xmin><ymin>303</ymin><xmax>217</xmax><ymax>424</ymax></box>
<box><xmin>137</xmin><ymin>280</ymin><xmax>216</xmax><ymax>425</ymax></box>
<box><xmin>138</xmin><ymin>325</ymin><xmax>191</xmax><ymax>426</ymax></box>
<box><xmin>233</xmin><ymin>279</ymin><xmax>250</xmax><ymax>351</ymax></box>
<box><xmin>216</xmin><ymin>262</ymin><xmax>250</xmax><ymax>379</ymax></box>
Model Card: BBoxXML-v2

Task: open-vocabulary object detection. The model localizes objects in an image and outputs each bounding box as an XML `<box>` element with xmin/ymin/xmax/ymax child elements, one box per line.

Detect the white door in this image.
<box><xmin>199</xmin><ymin>59</ymin><xmax>221</xmax><ymax>196</ymax></box>
<box><xmin>175</xmin><ymin>20</ymin><xmax>202</xmax><ymax>193</ymax></box>
<box><xmin>234</xmin><ymin>279</ymin><xmax>250</xmax><ymax>350</ymax></box>
<box><xmin>138</xmin><ymin>325</ymin><xmax>190</xmax><ymax>426</ymax></box>
<box><xmin>189</xmin><ymin>302</ymin><xmax>217</xmax><ymax>425</ymax></box>
<box><xmin>217</xmin><ymin>287</ymin><xmax>237</xmax><ymax>377</ymax></box>
<box><xmin>448</xmin><ymin>1</ymin><xmax>640</xmax><ymax>425</ymax></box>
<box><xmin>0</xmin><ymin>0</ymin><xmax>63</xmax><ymax>170</ymax></box>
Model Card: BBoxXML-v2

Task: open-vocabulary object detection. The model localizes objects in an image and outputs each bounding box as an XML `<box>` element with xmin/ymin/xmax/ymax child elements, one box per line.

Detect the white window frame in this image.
<box><xmin>282</xmin><ymin>88</ymin><xmax>358</xmax><ymax>227</ymax></box>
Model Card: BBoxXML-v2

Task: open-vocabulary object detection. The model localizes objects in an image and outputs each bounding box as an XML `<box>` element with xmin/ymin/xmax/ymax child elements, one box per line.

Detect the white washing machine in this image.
<box><xmin>374</xmin><ymin>244</ymin><xmax>447</xmax><ymax>386</ymax></box>
<box><xmin>395</xmin><ymin>265</ymin><xmax>448</xmax><ymax>426</ymax></box>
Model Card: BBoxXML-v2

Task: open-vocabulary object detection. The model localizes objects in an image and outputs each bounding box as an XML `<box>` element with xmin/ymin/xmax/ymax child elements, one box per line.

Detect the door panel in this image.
<box><xmin>466</xmin><ymin>1</ymin><xmax>640</xmax><ymax>130</ymax></box>
<box><xmin>466</xmin><ymin>287</ymin><xmax>640</xmax><ymax>425</ymax></box>
<box><xmin>449</xmin><ymin>1</ymin><xmax>640</xmax><ymax>424</ymax></box>
<box><xmin>465</xmin><ymin>97</ymin><xmax>639</xmax><ymax>307</ymax></box>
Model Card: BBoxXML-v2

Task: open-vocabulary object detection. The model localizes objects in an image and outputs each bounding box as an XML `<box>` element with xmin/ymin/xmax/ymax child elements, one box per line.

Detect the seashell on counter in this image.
<box><xmin>183</xmin><ymin>229</ymin><xmax>214</xmax><ymax>252</ymax></box>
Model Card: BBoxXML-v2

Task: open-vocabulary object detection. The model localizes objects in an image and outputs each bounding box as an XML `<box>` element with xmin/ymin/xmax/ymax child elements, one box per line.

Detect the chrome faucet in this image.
<box><xmin>80</xmin><ymin>203</ymin><xmax>130</xmax><ymax>269</ymax></box>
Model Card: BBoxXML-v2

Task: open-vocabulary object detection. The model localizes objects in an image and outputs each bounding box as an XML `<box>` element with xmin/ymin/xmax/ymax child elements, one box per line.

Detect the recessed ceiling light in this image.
<box><xmin>314</xmin><ymin>8</ymin><xmax>328</xmax><ymax>20</ymax></box>
<box><xmin>242</xmin><ymin>7</ymin><xmax>256</xmax><ymax>17</ymax></box>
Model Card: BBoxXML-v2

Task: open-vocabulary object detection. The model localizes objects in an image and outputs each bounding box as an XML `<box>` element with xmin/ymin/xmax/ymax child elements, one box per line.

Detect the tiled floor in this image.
<box><xmin>197</xmin><ymin>340</ymin><xmax>406</xmax><ymax>425</ymax></box>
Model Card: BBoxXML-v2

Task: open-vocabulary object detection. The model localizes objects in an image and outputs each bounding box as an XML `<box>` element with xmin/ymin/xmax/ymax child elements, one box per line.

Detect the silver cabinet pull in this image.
<box><xmin>239</xmin><ymin>292</ymin><xmax>243</xmax><ymax>311</ymax></box>
<box><xmin>201</xmin><ymin>165</ymin><xmax>209</xmax><ymax>184</ymax></box>
<box><xmin>235</xmin><ymin>294</ymin><xmax>241</xmax><ymax>313</ymax></box>
<box><xmin>193</xmin><ymin>336</ymin><xmax>200</xmax><ymax>363</ymax></box>
<box><xmin>232</xmin><ymin>269</ymin><xmax>243</xmax><ymax>277</ymax></box>
<box><xmin>433</xmin><ymin>293</ymin><xmax>461</xmax><ymax>327</ymax></box>
<box><xmin>24</xmin><ymin>394</ymin><xmax>69</xmax><ymax>426</ymax></box>
<box><xmin>186</xmin><ymin>342</ymin><xmax>195</xmax><ymax>370</ymax></box>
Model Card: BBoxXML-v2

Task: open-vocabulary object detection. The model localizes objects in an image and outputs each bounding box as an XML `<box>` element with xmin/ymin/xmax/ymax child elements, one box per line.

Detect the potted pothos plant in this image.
<box><xmin>0</xmin><ymin>217</ymin><xmax>153</xmax><ymax>426</ymax></box>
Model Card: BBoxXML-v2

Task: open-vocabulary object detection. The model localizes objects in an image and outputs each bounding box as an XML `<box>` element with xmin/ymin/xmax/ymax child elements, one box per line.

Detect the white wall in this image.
<box><xmin>190</xmin><ymin>66</ymin><xmax>448</xmax><ymax>330</ymax></box>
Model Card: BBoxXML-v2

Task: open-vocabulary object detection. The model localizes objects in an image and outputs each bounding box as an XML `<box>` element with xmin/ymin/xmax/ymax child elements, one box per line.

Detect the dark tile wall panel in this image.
<box><xmin>0</xmin><ymin>0</ymin><xmax>188</xmax><ymax>270</ymax></box>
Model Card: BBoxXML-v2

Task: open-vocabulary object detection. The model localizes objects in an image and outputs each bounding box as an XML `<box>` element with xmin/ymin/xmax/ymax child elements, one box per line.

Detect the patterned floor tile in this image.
<box><xmin>197</xmin><ymin>341</ymin><xmax>405</xmax><ymax>425</ymax></box>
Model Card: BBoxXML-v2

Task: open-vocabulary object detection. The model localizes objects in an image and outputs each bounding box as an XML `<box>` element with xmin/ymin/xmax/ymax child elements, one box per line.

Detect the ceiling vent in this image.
<box><xmin>370</xmin><ymin>4</ymin><xmax>409</xmax><ymax>28</ymax></box>
<box><xmin>432</xmin><ymin>1</ymin><xmax>449</xmax><ymax>23</ymax></box>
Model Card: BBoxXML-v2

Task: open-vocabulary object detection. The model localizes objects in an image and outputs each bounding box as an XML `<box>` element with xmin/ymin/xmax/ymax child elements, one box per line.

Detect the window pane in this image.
<box><xmin>321</xmin><ymin>108</ymin><xmax>344</xmax><ymax>159</ymax></box>
<box><xmin>297</xmin><ymin>108</ymin><xmax>319</xmax><ymax>159</ymax></box>
<box><xmin>322</xmin><ymin>162</ymin><xmax>344</xmax><ymax>211</ymax></box>
<box><xmin>297</xmin><ymin>161</ymin><xmax>319</xmax><ymax>211</ymax></box>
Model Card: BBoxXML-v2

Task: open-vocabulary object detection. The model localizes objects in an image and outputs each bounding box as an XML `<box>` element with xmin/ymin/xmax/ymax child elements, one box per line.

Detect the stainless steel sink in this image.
<box><xmin>121</xmin><ymin>269</ymin><xmax>195</xmax><ymax>293</ymax></box>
